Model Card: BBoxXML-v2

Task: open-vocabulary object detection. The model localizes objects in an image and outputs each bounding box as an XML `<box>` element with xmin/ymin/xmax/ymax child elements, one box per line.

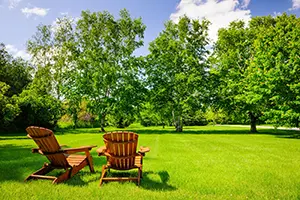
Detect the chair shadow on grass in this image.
<box><xmin>63</xmin><ymin>171</ymin><xmax>100</xmax><ymax>186</ymax></box>
<box><xmin>141</xmin><ymin>171</ymin><xmax>177</xmax><ymax>191</ymax></box>
<box><xmin>96</xmin><ymin>170</ymin><xmax>176</xmax><ymax>191</ymax></box>
<box><xmin>63</xmin><ymin>155</ymin><xmax>107</xmax><ymax>186</ymax></box>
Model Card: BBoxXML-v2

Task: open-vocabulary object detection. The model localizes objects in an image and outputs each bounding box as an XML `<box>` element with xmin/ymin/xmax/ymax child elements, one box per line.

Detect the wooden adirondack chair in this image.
<box><xmin>25</xmin><ymin>126</ymin><xmax>96</xmax><ymax>184</ymax></box>
<box><xmin>97</xmin><ymin>131</ymin><xmax>150</xmax><ymax>186</ymax></box>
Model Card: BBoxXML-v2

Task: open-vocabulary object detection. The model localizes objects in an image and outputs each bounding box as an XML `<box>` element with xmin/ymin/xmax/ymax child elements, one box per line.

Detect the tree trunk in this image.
<box><xmin>176</xmin><ymin>125</ymin><xmax>182</xmax><ymax>132</ymax></box>
<box><xmin>175</xmin><ymin>115</ymin><xmax>183</xmax><ymax>132</ymax></box>
<box><xmin>100</xmin><ymin>113</ymin><xmax>106</xmax><ymax>132</ymax></box>
<box><xmin>295</xmin><ymin>117</ymin><xmax>299</xmax><ymax>128</ymax></box>
<box><xmin>248</xmin><ymin>112</ymin><xmax>257</xmax><ymax>133</ymax></box>
<box><xmin>172</xmin><ymin>110</ymin><xmax>175</xmax><ymax>127</ymax></box>
<box><xmin>72</xmin><ymin>113</ymin><xmax>78</xmax><ymax>129</ymax></box>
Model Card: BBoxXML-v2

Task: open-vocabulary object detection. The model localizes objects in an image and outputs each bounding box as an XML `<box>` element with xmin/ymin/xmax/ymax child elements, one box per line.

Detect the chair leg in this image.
<box><xmin>54</xmin><ymin>160</ymin><xmax>87</xmax><ymax>184</ymax></box>
<box><xmin>99</xmin><ymin>166</ymin><xmax>107</xmax><ymax>187</ymax></box>
<box><xmin>137</xmin><ymin>168</ymin><xmax>141</xmax><ymax>186</ymax></box>
<box><xmin>53</xmin><ymin>168</ymin><xmax>71</xmax><ymax>184</ymax></box>
<box><xmin>85</xmin><ymin>151</ymin><xmax>95</xmax><ymax>173</ymax></box>
<box><xmin>25</xmin><ymin>163</ymin><xmax>53</xmax><ymax>182</ymax></box>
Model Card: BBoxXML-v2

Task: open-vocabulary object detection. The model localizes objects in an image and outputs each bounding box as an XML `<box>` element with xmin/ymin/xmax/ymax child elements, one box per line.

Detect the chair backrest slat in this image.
<box><xmin>103</xmin><ymin>131</ymin><xmax>138</xmax><ymax>170</ymax></box>
<box><xmin>26</xmin><ymin>126</ymin><xmax>69</xmax><ymax>168</ymax></box>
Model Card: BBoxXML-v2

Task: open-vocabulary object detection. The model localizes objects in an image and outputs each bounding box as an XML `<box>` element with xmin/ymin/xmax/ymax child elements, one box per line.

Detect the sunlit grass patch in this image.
<box><xmin>1</xmin><ymin>125</ymin><xmax>300</xmax><ymax>199</ymax></box>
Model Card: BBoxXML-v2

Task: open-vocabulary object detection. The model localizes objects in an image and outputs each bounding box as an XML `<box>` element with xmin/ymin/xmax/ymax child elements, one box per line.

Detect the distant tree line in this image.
<box><xmin>0</xmin><ymin>10</ymin><xmax>299</xmax><ymax>132</ymax></box>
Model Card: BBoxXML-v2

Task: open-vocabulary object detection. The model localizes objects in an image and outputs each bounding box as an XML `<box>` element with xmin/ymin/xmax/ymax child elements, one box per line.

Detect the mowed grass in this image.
<box><xmin>1</xmin><ymin>125</ymin><xmax>300</xmax><ymax>200</ymax></box>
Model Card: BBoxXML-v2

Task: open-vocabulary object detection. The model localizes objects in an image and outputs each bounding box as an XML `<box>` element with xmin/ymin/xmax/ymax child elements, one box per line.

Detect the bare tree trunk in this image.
<box><xmin>172</xmin><ymin>110</ymin><xmax>176</xmax><ymax>127</ymax></box>
<box><xmin>72</xmin><ymin>113</ymin><xmax>78</xmax><ymax>129</ymax></box>
<box><xmin>248</xmin><ymin>112</ymin><xmax>257</xmax><ymax>133</ymax></box>
<box><xmin>176</xmin><ymin>115</ymin><xmax>183</xmax><ymax>132</ymax></box>
<box><xmin>295</xmin><ymin>117</ymin><xmax>299</xmax><ymax>128</ymax></box>
<box><xmin>100</xmin><ymin>113</ymin><xmax>106</xmax><ymax>132</ymax></box>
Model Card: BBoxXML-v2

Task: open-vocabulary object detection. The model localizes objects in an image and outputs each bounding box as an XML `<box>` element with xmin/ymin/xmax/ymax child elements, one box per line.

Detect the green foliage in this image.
<box><xmin>211</xmin><ymin>18</ymin><xmax>272</xmax><ymax>132</ymax></box>
<box><xmin>147</xmin><ymin>16</ymin><xmax>210</xmax><ymax>131</ymax></box>
<box><xmin>26</xmin><ymin>10</ymin><xmax>146</xmax><ymax>131</ymax></box>
<box><xmin>0</xmin><ymin>44</ymin><xmax>31</xmax><ymax>97</ymax></box>
<box><xmin>139</xmin><ymin>102</ymin><xmax>169</xmax><ymax>127</ymax></box>
<box><xmin>69</xmin><ymin>9</ymin><xmax>146</xmax><ymax>131</ymax></box>
<box><xmin>0</xmin><ymin>42</ymin><xmax>64</xmax><ymax>131</ymax></box>
<box><xmin>0</xmin><ymin>82</ymin><xmax>20</xmax><ymax>125</ymax></box>
<box><xmin>211</xmin><ymin>14</ymin><xmax>300</xmax><ymax>130</ymax></box>
<box><xmin>204</xmin><ymin>108</ymin><xmax>227</xmax><ymax>125</ymax></box>
<box><xmin>27</xmin><ymin>16</ymin><xmax>76</xmax><ymax>99</ymax></box>
<box><xmin>15</xmin><ymin>87</ymin><xmax>62</xmax><ymax>129</ymax></box>
<box><xmin>27</xmin><ymin>16</ymin><xmax>77</xmax><ymax>128</ymax></box>
<box><xmin>0</xmin><ymin>43</ymin><xmax>34</xmax><ymax>130</ymax></box>
<box><xmin>3</xmin><ymin>10</ymin><xmax>300</xmax><ymax>132</ymax></box>
<box><xmin>59</xmin><ymin>100</ymin><xmax>100</xmax><ymax>129</ymax></box>
<box><xmin>245</xmin><ymin>14</ymin><xmax>300</xmax><ymax>127</ymax></box>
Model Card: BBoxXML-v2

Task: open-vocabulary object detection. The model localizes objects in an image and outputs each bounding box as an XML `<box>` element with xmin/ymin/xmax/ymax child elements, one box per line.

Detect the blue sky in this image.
<box><xmin>0</xmin><ymin>0</ymin><xmax>299</xmax><ymax>59</ymax></box>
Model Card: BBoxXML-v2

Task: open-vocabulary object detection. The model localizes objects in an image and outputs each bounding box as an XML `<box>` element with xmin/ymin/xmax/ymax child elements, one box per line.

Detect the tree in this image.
<box><xmin>211</xmin><ymin>14</ymin><xmax>300</xmax><ymax>132</ymax></box>
<box><xmin>0</xmin><ymin>43</ymin><xmax>32</xmax><ymax>97</ymax></box>
<box><xmin>0</xmin><ymin>82</ymin><xmax>20</xmax><ymax>127</ymax></box>
<box><xmin>16</xmin><ymin>87</ymin><xmax>62</xmax><ymax>129</ymax></box>
<box><xmin>27</xmin><ymin>16</ymin><xmax>76</xmax><ymax>100</ymax></box>
<box><xmin>211</xmin><ymin>20</ymin><xmax>262</xmax><ymax>132</ymax></box>
<box><xmin>146</xmin><ymin>16</ymin><xmax>210</xmax><ymax>132</ymax></box>
<box><xmin>244</xmin><ymin>14</ymin><xmax>300</xmax><ymax>127</ymax></box>
<box><xmin>27</xmin><ymin>16</ymin><xmax>85</xmax><ymax>128</ymax></box>
<box><xmin>0</xmin><ymin>43</ymin><xmax>32</xmax><ymax>130</ymax></box>
<box><xmin>102</xmin><ymin>56</ymin><xmax>147</xmax><ymax>128</ymax></box>
<box><xmin>74</xmin><ymin>9</ymin><xmax>146</xmax><ymax>131</ymax></box>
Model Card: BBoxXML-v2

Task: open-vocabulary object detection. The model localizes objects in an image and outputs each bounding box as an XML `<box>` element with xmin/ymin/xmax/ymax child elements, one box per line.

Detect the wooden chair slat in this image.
<box><xmin>66</xmin><ymin>155</ymin><xmax>86</xmax><ymax>166</ymax></box>
<box><xmin>30</xmin><ymin>175</ymin><xmax>56</xmax><ymax>180</ymax></box>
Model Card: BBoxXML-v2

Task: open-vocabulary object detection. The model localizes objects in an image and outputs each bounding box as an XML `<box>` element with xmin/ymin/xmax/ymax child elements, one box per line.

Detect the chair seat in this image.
<box><xmin>66</xmin><ymin>154</ymin><xmax>86</xmax><ymax>166</ymax></box>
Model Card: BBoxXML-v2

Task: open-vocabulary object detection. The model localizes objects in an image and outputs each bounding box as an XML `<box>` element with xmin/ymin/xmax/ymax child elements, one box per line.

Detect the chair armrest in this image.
<box><xmin>32</xmin><ymin>148</ymin><xmax>44</xmax><ymax>155</ymax></box>
<box><xmin>138</xmin><ymin>146</ymin><xmax>150</xmax><ymax>156</ymax></box>
<box><xmin>96</xmin><ymin>146</ymin><xmax>107</xmax><ymax>156</ymax></box>
<box><xmin>63</xmin><ymin>145</ymin><xmax>97</xmax><ymax>154</ymax></box>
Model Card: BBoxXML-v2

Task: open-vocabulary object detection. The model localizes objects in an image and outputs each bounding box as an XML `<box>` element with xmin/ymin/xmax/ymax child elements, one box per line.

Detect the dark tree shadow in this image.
<box><xmin>55</xmin><ymin>128</ymin><xmax>101</xmax><ymax>135</ymax></box>
<box><xmin>275</xmin><ymin>133</ymin><xmax>300</xmax><ymax>139</ymax></box>
<box><xmin>51</xmin><ymin>127</ymin><xmax>300</xmax><ymax>140</ymax></box>
<box><xmin>0</xmin><ymin>144</ymin><xmax>46</xmax><ymax>182</ymax></box>
<box><xmin>0</xmin><ymin>143</ymin><xmax>104</xmax><ymax>185</ymax></box>
<box><xmin>2</xmin><ymin>127</ymin><xmax>299</xmax><ymax>140</ymax></box>
<box><xmin>133</xmin><ymin>128</ymin><xmax>300</xmax><ymax>136</ymax></box>
<box><xmin>0</xmin><ymin>131</ymin><xmax>28</xmax><ymax>139</ymax></box>
<box><xmin>0</xmin><ymin>137</ymin><xmax>29</xmax><ymax>141</ymax></box>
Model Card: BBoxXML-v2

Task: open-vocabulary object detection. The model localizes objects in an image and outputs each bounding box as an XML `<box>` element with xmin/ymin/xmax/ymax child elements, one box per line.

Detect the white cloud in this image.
<box><xmin>273</xmin><ymin>11</ymin><xmax>282</xmax><ymax>17</ymax></box>
<box><xmin>170</xmin><ymin>0</ymin><xmax>251</xmax><ymax>43</ymax></box>
<box><xmin>290</xmin><ymin>0</ymin><xmax>300</xmax><ymax>10</ymax></box>
<box><xmin>7</xmin><ymin>0</ymin><xmax>22</xmax><ymax>9</ymax></box>
<box><xmin>241</xmin><ymin>0</ymin><xmax>251</xmax><ymax>8</ymax></box>
<box><xmin>21</xmin><ymin>7</ymin><xmax>49</xmax><ymax>17</ymax></box>
<box><xmin>5</xmin><ymin>44</ymin><xmax>31</xmax><ymax>60</ymax></box>
<box><xmin>60</xmin><ymin>12</ymin><xmax>69</xmax><ymax>16</ymax></box>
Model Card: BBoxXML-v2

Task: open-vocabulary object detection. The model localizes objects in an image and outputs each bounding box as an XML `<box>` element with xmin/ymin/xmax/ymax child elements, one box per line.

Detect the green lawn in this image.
<box><xmin>1</xmin><ymin>125</ymin><xmax>300</xmax><ymax>200</ymax></box>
